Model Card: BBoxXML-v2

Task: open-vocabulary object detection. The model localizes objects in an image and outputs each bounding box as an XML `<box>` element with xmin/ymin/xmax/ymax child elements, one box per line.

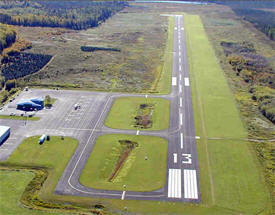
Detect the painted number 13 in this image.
<box><xmin>182</xmin><ymin>153</ymin><xmax>192</xmax><ymax>164</ymax></box>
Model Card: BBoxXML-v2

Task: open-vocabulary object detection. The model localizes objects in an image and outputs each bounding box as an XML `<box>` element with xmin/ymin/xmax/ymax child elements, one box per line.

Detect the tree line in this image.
<box><xmin>0</xmin><ymin>23</ymin><xmax>16</xmax><ymax>53</ymax></box>
<box><xmin>0</xmin><ymin>1</ymin><xmax>127</xmax><ymax>30</ymax></box>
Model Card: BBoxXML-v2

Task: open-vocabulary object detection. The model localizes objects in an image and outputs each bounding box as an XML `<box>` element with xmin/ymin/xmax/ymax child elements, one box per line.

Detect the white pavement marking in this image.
<box><xmin>195</xmin><ymin>136</ymin><xmax>200</xmax><ymax>139</ymax></box>
<box><xmin>183</xmin><ymin>169</ymin><xmax>198</xmax><ymax>199</ymax></box>
<box><xmin>173</xmin><ymin>153</ymin><xmax>177</xmax><ymax>163</ymax></box>
<box><xmin>180</xmin><ymin>113</ymin><xmax>183</xmax><ymax>126</ymax></box>
<box><xmin>179</xmin><ymin>58</ymin><xmax>181</xmax><ymax>63</ymax></box>
<box><xmin>179</xmin><ymin>52</ymin><xmax>181</xmax><ymax>56</ymax></box>
<box><xmin>175</xmin><ymin>27</ymin><xmax>177</xmax><ymax>30</ymax></box>
<box><xmin>168</xmin><ymin>169</ymin><xmax>182</xmax><ymax>198</ymax></box>
<box><xmin>180</xmin><ymin>97</ymin><xmax>183</xmax><ymax>107</ymax></box>
<box><xmin>172</xmin><ymin>77</ymin><xmax>177</xmax><ymax>86</ymax></box>
<box><xmin>184</xmin><ymin>77</ymin><xmax>190</xmax><ymax>86</ymax></box>
<box><xmin>178</xmin><ymin>39</ymin><xmax>180</xmax><ymax>43</ymax></box>
<box><xmin>179</xmin><ymin>65</ymin><xmax>182</xmax><ymax>71</ymax></box>
<box><xmin>179</xmin><ymin>74</ymin><xmax>182</xmax><ymax>81</ymax></box>
<box><xmin>179</xmin><ymin>85</ymin><xmax>182</xmax><ymax>93</ymax></box>
<box><xmin>0</xmin><ymin>148</ymin><xmax>8</xmax><ymax>151</ymax></box>
<box><xmin>145</xmin><ymin>94</ymin><xmax>148</xmax><ymax>98</ymax></box>
<box><xmin>181</xmin><ymin>27</ymin><xmax>184</xmax><ymax>30</ymax></box>
<box><xmin>179</xmin><ymin>45</ymin><xmax>181</xmax><ymax>50</ymax></box>
<box><xmin>121</xmin><ymin>191</ymin><xmax>126</xmax><ymax>200</ymax></box>
<box><xmin>180</xmin><ymin>133</ymin><xmax>183</xmax><ymax>149</ymax></box>
<box><xmin>136</xmin><ymin>130</ymin><xmax>140</xmax><ymax>135</ymax></box>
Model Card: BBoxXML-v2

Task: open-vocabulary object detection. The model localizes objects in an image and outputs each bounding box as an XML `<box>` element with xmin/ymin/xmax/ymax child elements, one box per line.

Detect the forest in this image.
<box><xmin>1</xmin><ymin>52</ymin><xmax>52</xmax><ymax>81</ymax></box>
<box><xmin>220</xmin><ymin>1</ymin><xmax>275</xmax><ymax>41</ymax></box>
<box><xmin>0</xmin><ymin>24</ymin><xmax>16</xmax><ymax>53</ymax></box>
<box><xmin>0</xmin><ymin>1</ymin><xmax>127</xmax><ymax>30</ymax></box>
<box><xmin>221</xmin><ymin>41</ymin><xmax>275</xmax><ymax>124</ymax></box>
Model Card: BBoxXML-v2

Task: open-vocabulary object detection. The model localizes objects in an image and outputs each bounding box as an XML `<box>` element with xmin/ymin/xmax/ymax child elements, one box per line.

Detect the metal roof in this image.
<box><xmin>0</xmin><ymin>126</ymin><xmax>10</xmax><ymax>137</ymax></box>
<box><xmin>17</xmin><ymin>100</ymin><xmax>42</xmax><ymax>107</ymax></box>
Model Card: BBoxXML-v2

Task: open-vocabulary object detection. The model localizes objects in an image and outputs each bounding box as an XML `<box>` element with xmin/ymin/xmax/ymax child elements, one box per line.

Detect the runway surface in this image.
<box><xmin>0</xmin><ymin>15</ymin><xmax>200</xmax><ymax>202</ymax></box>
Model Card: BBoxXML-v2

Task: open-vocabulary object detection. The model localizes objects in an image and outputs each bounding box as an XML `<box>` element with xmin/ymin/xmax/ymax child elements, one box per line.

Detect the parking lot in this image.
<box><xmin>0</xmin><ymin>89</ymin><xmax>109</xmax><ymax>160</ymax></box>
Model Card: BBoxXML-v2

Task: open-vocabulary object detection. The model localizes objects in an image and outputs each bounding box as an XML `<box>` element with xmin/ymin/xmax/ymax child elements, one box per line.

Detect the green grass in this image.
<box><xmin>79</xmin><ymin>134</ymin><xmax>167</xmax><ymax>191</ymax></box>
<box><xmin>184</xmin><ymin>14</ymin><xmax>271</xmax><ymax>214</ymax></box>
<box><xmin>156</xmin><ymin>16</ymin><xmax>174</xmax><ymax>94</ymax></box>
<box><xmin>0</xmin><ymin>170</ymin><xmax>70</xmax><ymax>215</ymax></box>
<box><xmin>2</xmin><ymin>136</ymin><xmax>78</xmax><ymax>201</ymax></box>
<box><xmin>0</xmin><ymin>115</ymin><xmax>40</xmax><ymax>120</ymax></box>
<box><xmin>105</xmin><ymin>97</ymin><xmax>170</xmax><ymax>130</ymax></box>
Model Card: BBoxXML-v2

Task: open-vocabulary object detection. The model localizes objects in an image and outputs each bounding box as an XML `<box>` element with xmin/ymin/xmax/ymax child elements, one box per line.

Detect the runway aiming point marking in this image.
<box><xmin>172</xmin><ymin>77</ymin><xmax>177</xmax><ymax>86</ymax></box>
<box><xmin>184</xmin><ymin>77</ymin><xmax>190</xmax><ymax>86</ymax></box>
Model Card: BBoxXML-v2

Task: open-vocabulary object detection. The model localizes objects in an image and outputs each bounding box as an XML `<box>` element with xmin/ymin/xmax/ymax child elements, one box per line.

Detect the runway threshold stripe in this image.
<box><xmin>168</xmin><ymin>169</ymin><xmax>182</xmax><ymax>198</ymax></box>
<box><xmin>183</xmin><ymin>169</ymin><xmax>198</xmax><ymax>199</ymax></box>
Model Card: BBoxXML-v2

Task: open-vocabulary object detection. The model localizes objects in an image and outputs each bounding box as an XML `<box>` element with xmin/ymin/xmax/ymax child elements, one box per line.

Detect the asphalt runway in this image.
<box><xmin>0</xmin><ymin>15</ymin><xmax>201</xmax><ymax>203</ymax></box>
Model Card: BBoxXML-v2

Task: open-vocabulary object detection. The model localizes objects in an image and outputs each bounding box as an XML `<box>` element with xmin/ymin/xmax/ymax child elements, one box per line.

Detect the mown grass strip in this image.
<box><xmin>184</xmin><ymin>14</ymin><xmax>271</xmax><ymax>213</ymax></box>
<box><xmin>0</xmin><ymin>136</ymin><xmax>104</xmax><ymax>215</ymax></box>
<box><xmin>0</xmin><ymin>115</ymin><xmax>40</xmax><ymax>121</ymax></box>
<box><xmin>155</xmin><ymin>16</ymin><xmax>174</xmax><ymax>94</ymax></box>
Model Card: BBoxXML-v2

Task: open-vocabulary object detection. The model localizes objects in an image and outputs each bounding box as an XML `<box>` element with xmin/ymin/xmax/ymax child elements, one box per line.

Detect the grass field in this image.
<box><xmin>105</xmin><ymin>97</ymin><xmax>170</xmax><ymax>130</ymax></box>
<box><xmin>0</xmin><ymin>115</ymin><xmax>40</xmax><ymax>121</ymax></box>
<box><xmin>0</xmin><ymin>170</ymin><xmax>70</xmax><ymax>215</ymax></box>
<box><xmin>1</xmin><ymin>136</ymin><xmax>78</xmax><ymax>201</ymax></box>
<box><xmin>184</xmin><ymin>14</ymin><xmax>271</xmax><ymax>214</ymax></box>
<box><xmin>79</xmin><ymin>134</ymin><xmax>167</xmax><ymax>191</ymax></box>
<box><xmin>155</xmin><ymin>16</ymin><xmax>174</xmax><ymax>94</ymax></box>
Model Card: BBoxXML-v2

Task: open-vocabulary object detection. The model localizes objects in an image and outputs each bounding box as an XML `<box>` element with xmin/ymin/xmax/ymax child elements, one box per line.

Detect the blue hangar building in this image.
<box><xmin>17</xmin><ymin>98</ymin><xmax>44</xmax><ymax>111</ymax></box>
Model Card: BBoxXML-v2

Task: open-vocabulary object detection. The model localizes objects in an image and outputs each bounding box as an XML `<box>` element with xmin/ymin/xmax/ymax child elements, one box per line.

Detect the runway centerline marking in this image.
<box><xmin>179</xmin><ymin>74</ymin><xmax>182</xmax><ymax>81</ymax></box>
<box><xmin>179</xmin><ymin>65</ymin><xmax>182</xmax><ymax>71</ymax></box>
<box><xmin>179</xmin><ymin>85</ymin><xmax>182</xmax><ymax>93</ymax></box>
<box><xmin>180</xmin><ymin>133</ymin><xmax>183</xmax><ymax>149</ymax></box>
<box><xmin>180</xmin><ymin>113</ymin><xmax>183</xmax><ymax>126</ymax></box>
<box><xmin>180</xmin><ymin>97</ymin><xmax>182</xmax><ymax>107</ymax></box>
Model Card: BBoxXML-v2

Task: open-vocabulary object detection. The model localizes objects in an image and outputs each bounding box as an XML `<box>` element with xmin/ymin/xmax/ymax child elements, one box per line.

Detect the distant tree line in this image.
<box><xmin>0</xmin><ymin>23</ymin><xmax>16</xmax><ymax>53</ymax></box>
<box><xmin>81</xmin><ymin>46</ymin><xmax>120</xmax><ymax>52</ymax></box>
<box><xmin>0</xmin><ymin>1</ymin><xmax>127</xmax><ymax>30</ymax></box>
<box><xmin>219</xmin><ymin>1</ymin><xmax>275</xmax><ymax>41</ymax></box>
<box><xmin>1</xmin><ymin>52</ymin><xmax>52</xmax><ymax>81</ymax></box>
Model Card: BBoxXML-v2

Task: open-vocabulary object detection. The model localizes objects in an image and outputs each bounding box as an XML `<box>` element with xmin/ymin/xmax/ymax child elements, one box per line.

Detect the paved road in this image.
<box><xmin>0</xmin><ymin>15</ymin><xmax>200</xmax><ymax>203</ymax></box>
